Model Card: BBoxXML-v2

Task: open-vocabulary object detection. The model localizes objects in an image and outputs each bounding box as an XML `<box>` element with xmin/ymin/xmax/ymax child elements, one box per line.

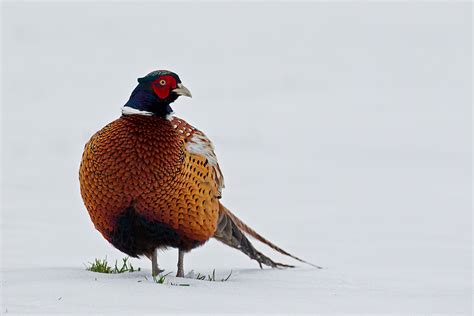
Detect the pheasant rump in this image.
<box><xmin>79</xmin><ymin>70</ymin><xmax>319</xmax><ymax>277</ymax></box>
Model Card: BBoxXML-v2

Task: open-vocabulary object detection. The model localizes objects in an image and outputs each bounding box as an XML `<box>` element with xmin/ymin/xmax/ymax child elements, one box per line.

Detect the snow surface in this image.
<box><xmin>1</xmin><ymin>1</ymin><xmax>471</xmax><ymax>314</ymax></box>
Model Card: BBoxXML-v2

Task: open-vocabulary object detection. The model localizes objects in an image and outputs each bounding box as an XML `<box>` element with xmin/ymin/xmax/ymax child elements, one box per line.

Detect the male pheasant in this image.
<box><xmin>79</xmin><ymin>70</ymin><xmax>319</xmax><ymax>277</ymax></box>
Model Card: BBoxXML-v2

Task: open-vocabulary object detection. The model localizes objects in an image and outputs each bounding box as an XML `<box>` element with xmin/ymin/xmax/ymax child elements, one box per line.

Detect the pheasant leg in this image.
<box><xmin>148</xmin><ymin>248</ymin><xmax>164</xmax><ymax>277</ymax></box>
<box><xmin>176</xmin><ymin>249</ymin><xmax>185</xmax><ymax>277</ymax></box>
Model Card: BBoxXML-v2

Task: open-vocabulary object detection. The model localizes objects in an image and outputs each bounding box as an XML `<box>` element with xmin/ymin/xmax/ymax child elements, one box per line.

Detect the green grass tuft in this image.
<box><xmin>85</xmin><ymin>257</ymin><xmax>141</xmax><ymax>274</ymax></box>
<box><xmin>153</xmin><ymin>272</ymin><xmax>172</xmax><ymax>284</ymax></box>
<box><xmin>195</xmin><ymin>269</ymin><xmax>232</xmax><ymax>282</ymax></box>
<box><xmin>148</xmin><ymin>269</ymin><xmax>231</xmax><ymax>286</ymax></box>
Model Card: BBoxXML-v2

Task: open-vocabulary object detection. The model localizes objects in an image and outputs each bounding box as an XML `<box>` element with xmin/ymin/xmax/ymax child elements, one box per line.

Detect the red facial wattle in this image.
<box><xmin>151</xmin><ymin>75</ymin><xmax>178</xmax><ymax>99</ymax></box>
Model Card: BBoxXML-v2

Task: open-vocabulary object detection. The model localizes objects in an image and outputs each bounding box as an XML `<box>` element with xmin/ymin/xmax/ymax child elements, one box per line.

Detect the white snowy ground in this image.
<box><xmin>1</xmin><ymin>1</ymin><xmax>471</xmax><ymax>314</ymax></box>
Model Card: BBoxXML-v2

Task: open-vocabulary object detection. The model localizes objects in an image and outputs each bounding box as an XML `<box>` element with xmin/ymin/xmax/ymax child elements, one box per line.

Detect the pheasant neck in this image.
<box><xmin>123</xmin><ymin>87</ymin><xmax>173</xmax><ymax>119</ymax></box>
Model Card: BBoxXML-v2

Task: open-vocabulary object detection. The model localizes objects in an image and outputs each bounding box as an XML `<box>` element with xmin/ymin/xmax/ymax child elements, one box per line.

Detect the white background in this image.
<box><xmin>2</xmin><ymin>1</ymin><xmax>471</xmax><ymax>314</ymax></box>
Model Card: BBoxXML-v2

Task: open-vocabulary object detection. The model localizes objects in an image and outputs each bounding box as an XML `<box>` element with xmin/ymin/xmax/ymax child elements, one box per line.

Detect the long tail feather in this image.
<box><xmin>219</xmin><ymin>203</ymin><xmax>322</xmax><ymax>269</ymax></box>
<box><xmin>213</xmin><ymin>206</ymin><xmax>293</xmax><ymax>269</ymax></box>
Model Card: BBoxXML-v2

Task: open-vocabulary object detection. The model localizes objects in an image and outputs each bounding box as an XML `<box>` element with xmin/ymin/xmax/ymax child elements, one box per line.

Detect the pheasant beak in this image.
<box><xmin>173</xmin><ymin>83</ymin><xmax>192</xmax><ymax>98</ymax></box>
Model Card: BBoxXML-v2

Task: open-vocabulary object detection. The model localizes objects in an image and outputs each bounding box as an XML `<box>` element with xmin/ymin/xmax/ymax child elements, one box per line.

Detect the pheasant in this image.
<box><xmin>79</xmin><ymin>70</ymin><xmax>319</xmax><ymax>277</ymax></box>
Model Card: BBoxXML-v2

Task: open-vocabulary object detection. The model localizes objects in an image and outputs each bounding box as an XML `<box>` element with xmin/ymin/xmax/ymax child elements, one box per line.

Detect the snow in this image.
<box><xmin>1</xmin><ymin>1</ymin><xmax>471</xmax><ymax>314</ymax></box>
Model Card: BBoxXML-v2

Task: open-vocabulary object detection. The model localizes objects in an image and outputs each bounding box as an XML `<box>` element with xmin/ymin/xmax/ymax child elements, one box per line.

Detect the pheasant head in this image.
<box><xmin>122</xmin><ymin>70</ymin><xmax>192</xmax><ymax>118</ymax></box>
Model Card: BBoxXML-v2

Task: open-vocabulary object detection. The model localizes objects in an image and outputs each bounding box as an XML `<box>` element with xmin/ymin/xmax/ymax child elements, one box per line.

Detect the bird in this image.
<box><xmin>79</xmin><ymin>70</ymin><xmax>320</xmax><ymax>277</ymax></box>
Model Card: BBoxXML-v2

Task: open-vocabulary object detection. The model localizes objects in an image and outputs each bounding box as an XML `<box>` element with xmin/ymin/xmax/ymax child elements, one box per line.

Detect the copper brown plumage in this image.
<box><xmin>80</xmin><ymin>115</ymin><xmax>219</xmax><ymax>248</ymax></box>
<box><xmin>79</xmin><ymin>70</ymin><xmax>319</xmax><ymax>277</ymax></box>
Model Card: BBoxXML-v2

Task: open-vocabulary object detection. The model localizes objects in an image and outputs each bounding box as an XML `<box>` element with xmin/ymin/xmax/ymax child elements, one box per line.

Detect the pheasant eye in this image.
<box><xmin>159</xmin><ymin>79</ymin><xmax>166</xmax><ymax>86</ymax></box>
